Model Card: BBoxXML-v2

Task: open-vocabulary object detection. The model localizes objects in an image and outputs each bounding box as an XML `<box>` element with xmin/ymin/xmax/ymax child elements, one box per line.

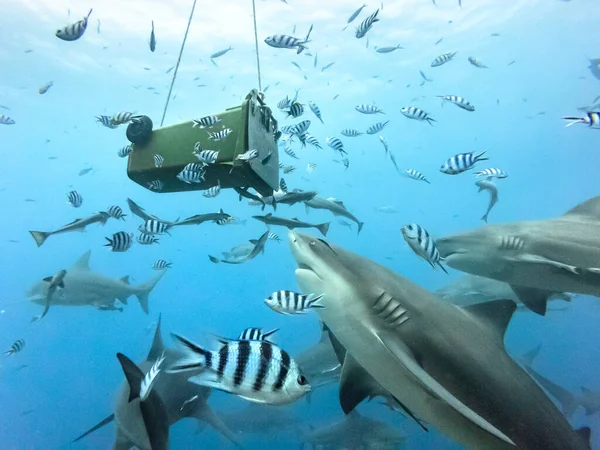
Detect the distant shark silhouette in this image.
<box><xmin>73</xmin><ymin>316</ymin><xmax>241</xmax><ymax>449</ymax></box>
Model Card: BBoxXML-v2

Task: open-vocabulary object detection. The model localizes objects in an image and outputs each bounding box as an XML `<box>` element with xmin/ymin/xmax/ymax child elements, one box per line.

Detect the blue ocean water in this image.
<box><xmin>1</xmin><ymin>0</ymin><xmax>600</xmax><ymax>448</ymax></box>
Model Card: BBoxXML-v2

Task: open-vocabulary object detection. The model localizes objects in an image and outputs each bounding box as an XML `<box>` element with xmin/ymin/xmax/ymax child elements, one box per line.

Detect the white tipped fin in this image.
<box><xmin>140</xmin><ymin>352</ymin><xmax>165</xmax><ymax>401</ymax></box>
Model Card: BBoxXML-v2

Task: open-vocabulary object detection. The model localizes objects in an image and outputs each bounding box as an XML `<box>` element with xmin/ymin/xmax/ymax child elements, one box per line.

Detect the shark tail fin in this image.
<box><xmin>357</xmin><ymin>222</ymin><xmax>365</xmax><ymax>234</ymax></box>
<box><xmin>316</xmin><ymin>222</ymin><xmax>331</xmax><ymax>237</ymax></box>
<box><xmin>135</xmin><ymin>270</ymin><xmax>166</xmax><ymax>314</ymax></box>
<box><xmin>29</xmin><ymin>231</ymin><xmax>50</xmax><ymax>247</ymax></box>
<box><xmin>167</xmin><ymin>333</ymin><xmax>211</xmax><ymax>373</ymax></box>
<box><xmin>72</xmin><ymin>414</ymin><xmax>115</xmax><ymax>443</ymax></box>
<box><xmin>481</xmin><ymin>213</ymin><xmax>489</xmax><ymax>223</ymax></box>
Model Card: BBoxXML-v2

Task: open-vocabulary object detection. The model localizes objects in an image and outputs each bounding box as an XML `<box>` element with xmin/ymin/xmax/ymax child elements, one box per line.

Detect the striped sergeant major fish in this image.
<box><xmin>104</xmin><ymin>231</ymin><xmax>133</xmax><ymax>252</ymax></box>
<box><xmin>194</xmin><ymin>144</ymin><xmax>219</xmax><ymax>164</ymax></box>
<box><xmin>437</xmin><ymin>95</ymin><xmax>475</xmax><ymax>112</ymax></box>
<box><xmin>468</xmin><ymin>57</ymin><xmax>488</xmax><ymax>69</ymax></box>
<box><xmin>147</xmin><ymin>180</ymin><xmax>164</xmax><ymax>191</ymax></box>
<box><xmin>355</xmin><ymin>104</ymin><xmax>384</xmax><ymax>114</ymax></box>
<box><xmin>167</xmin><ymin>334</ymin><xmax>311</xmax><ymax>405</ymax></box>
<box><xmin>563</xmin><ymin>112</ymin><xmax>600</xmax><ymax>128</ymax></box>
<box><xmin>56</xmin><ymin>8</ymin><xmax>92</xmax><ymax>41</ymax></box>
<box><xmin>431</xmin><ymin>51</ymin><xmax>458</xmax><ymax>67</ymax></box>
<box><xmin>137</xmin><ymin>234</ymin><xmax>159</xmax><ymax>245</ymax></box>
<box><xmin>0</xmin><ymin>115</ymin><xmax>15</xmax><ymax>125</ymax></box>
<box><xmin>401</xmin><ymin>223</ymin><xmax>448</xmax><ymax>273</ymax></box>
<box><xmin>139</xmin><ymin>219</ymin><xmax>172</xmax><ymax>235</ymax></box>
<box><xmin>401</xmin><ymin>106</ymin><xmax>436</xmax><ymax>125</ymax></box>
<box><xmin>280</xmin><ymin>178</ymin><xmax>288</xmax><ymax>193</ymax></box>
<box><xmin>404</xmin><ymin>169</ymin><xmax>430</xmax><ymax>184</ymax></box>
<box><xmin>341</xmin><ymin>129</ymin><xmax>363</xmax><ymax>137</ymax></box>
<box><xmin>152</xmin><ymin>259</ymin><xmax>171</xmax><ymax>270</ymax></box>
<box><xmin>118</xmin><ymin>145</ymin><xmax>133</xmax><ymax>157</ymax></box>
<box><xmin>440</xmin><ymin>150</ymin><xmax>488</xmax><ymax>175</ymax></box>
<box><xmin>292</xmin><ymin>120</ymin><xmax>311</xmax><ymax>136</ymax></box>
<box><xmin>4</xmin><ymin>339</ymin><xmax>25</xmax><ymax>356</ymax></box>
<box><xmin>238</xmin><ymin>327</ymin><xmax>278</xmax><ymax>342</ymax></box>
<box><xmin>107</xmin><ymin>205</ymin><xmax>127</xmax><ymax>220</ymax></box>
<box><xmin>305</xmin><ymin>133</ymin><xmax>322</xmax><ymax>149</ymax></box>
<box><xmin>355</xmin><ymin>9</ymin><xmax>380</xmax><ymax>39</ymax></box>
<box><xmin>265</xmin><ymin>290</ymin><xmax>324</xmax><ymax>315</ymax></box>
<box><xmin>192</xmin><ymin>115</ymin><xmax>221</xmax><ymax>128</ymax></box>
<box><xmin>307</xmin><ymin>162</ymin><xmax>317</xmax><ymax>173</ymax></box>
<box><xmin>286</xmin><ymin>102</ymin><xmax>304</xmax><ymax>118</ymax></box>
<box><xmin>308</xmin><ymin>101</ymin><xmax>324</xmax><ymax>123</ymax></box>
<box><xmin>475</xmin><ymin>168</ymin><xmax>508</xmax><ymax>179</ymax></box>
<box><xmin>268</xmin><ymin>232</ymin><xmax>281</xmax><ymax>242</ymax></box>
<box><xmin>96</xmin><ymin>115</ymin><xmax>118</xmax><ymax>129</ymax></box>
<box><xmin>264</xmin><ymin>24</ymin><xmax>313</xmax><ymax>54</ymax></box>
<box><xmin>366</xmin><ymin>121</ymin><xmax>389</xmax><ymax>134</ymax></box>
<box><xmin>284</xmin><ymin>147</ymin><xmax>299</xmax><ymax>159</ymax></box>
<box><xmin>236</xmin><ymin>149</ymin><xmax>259</xmax><ymax>161</ymax></box>
<box><xmin>67</xmin><ymin>190</ymin><xmax>83</xmax><ymax>208</ymax></box>
<box><xmin>326</xmin><ymin>137</ymin><xmax>347</xmax><ymax>155</ymax></box>
<box><xmin>208</xmin><ymin>128</ymin><xmax>232</xmax><ymax>141</ymax></box>
<box><xmin>153</xmin><ymin>154</ymin><xmax>164</xmax><ymax>168</ymax></box>
<box><xmin>177</xmin><ymin>164</ymin><xmax>206</xmax><ymax>184</ymax></box>
<box><xmin>203</xmin><ymin>180</ymin><xmax>221</xmax><ymax>198</ymax></box>
<box><xmin>111</xmin><ymin>112</ymin><xmax>134</xmax><ymax>126</ymax></box>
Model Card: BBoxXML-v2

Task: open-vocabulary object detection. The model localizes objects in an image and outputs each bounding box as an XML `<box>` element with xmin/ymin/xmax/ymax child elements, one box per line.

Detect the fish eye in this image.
<box><xmin>297</xmin><ymin>375</ymin><xmax>307</xmax><ymax>385</ymax></box>
<box><xmin>407</xmin><ymin>225</ymin><xmax>413</xmax><ymax>230</ymax></box>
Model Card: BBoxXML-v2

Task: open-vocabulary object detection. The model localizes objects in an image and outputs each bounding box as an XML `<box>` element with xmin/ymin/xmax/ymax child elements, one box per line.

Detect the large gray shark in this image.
<box><xmin>436</xmin><ymin>196</ymin><xmax>600</xmax><ymax>315</ymax></box>
<box><xmin>26</xmin><ymin>250</ymin><xmax>165</xmax><ymax>314</ymax></box>
<box><xmin>218</xmin><ymin>402</ymin><xmax>301</xmax><ymax>435</ymax></box>
<box><xmin>288</xmin><ymin>230</ymin><xmax>591</xmax><ymax>450</ymax></box>
<box><xmin>301</xmin><ymin>410</ymin><xmax>406</xmax><ymax>450</ymax></box>
<box><xmin>73</xmin><ymin>317</ymin><xmax>241</xmax><ymax>449</ymax></box>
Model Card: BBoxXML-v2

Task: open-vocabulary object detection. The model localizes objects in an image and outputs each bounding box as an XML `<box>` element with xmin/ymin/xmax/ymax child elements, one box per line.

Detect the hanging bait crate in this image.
<box><xmin>125</xmin><ymin>89</ymin><xmax>280</xmax><ymax>197</ymax></box>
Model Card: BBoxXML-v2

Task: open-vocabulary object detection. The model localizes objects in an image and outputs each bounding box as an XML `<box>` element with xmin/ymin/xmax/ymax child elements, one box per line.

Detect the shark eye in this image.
<box><xmin>297</xmin><ymin>375</ymin><xmax>308</xmax><ymax>386</ymax></box>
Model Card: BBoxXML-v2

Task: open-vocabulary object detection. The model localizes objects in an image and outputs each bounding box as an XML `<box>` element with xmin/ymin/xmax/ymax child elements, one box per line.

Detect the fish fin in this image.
<box><xmin>42</xmin><ymin>276</ymin><xmax>53</xmax><ymax>282</ymax></box>
<box><xmin>357</xmin><ymin>222</ymin><xmax>364</xmax><ymax>234</ymax></box>
<box><xmin>72</xmin><ymin>414</ymin><xmax>115</xmax><ymax>443</ymax></box>
<box><xmin>58</xmin><ymin>281</ymin><xmax>65</xmax><ymax>288</ymax></box>
<box><xmin>308</xmin><ymin>294</ymin><xmax>325</xmax><ymax>308</ymax></box>
<box><xmin>316</xmin><ymin>222</ymin><xmax>330</xmax><ymax>237</ymax></box>
<box><xmin>262</xmin><ymin>328</ymin><xmax>279</xmax><ymax>339</ymax></box>
<box><xmin>249</xmin><ymin>239</ymin><xmax>259</xmax><ymax>245</ymax></box>
<box><xmin>167</xmin><ymin>333</ymin><xmax>210</xmax><ymax>373</ymax></box>
<box><xmin>305</xmin><ymin>204</ymin><xmax>310</xmax><ymax>214</ymax></box>
<box><xmin>338</xmin><ymin>353</ymin><xmax>382</xmax><ymax>413</ymax></box>
<box><xmin>463</xmin><ymin>299</ymin><xmax>516</xmax><ymax>342</ymax></box>
<box><xmin>29</xmin><ymin>231</ymin><xmax>50</xmax><ymax>247</ymax></box>
<box><xmin>519</xmin><ymin>344</ymin><xmax>542</xmax><ymax>367</ymax></box>
<box><xmin>188</xmin><ymin>371</ymin><xmax>221</xmax><ymax>389</ymax></box>
<box><xmin>146</xmin><ymin>314</ymin><xmax>164</xmax><ymax>361</ymax></box>
<box><xmin>526</xmin><ymin>366</ymin><xmax>579</xmax><ymax>419</ymax></box>
<box><xmin>376</xmin><ymin>328</ymin><xmax>515</xmax><ymax>445</ymax></box>
<box><xmin>510</xmin><ymin>285</ymin><xmax>553</xmax><ymax>315</ymax></box>
<box><xmin>135</xmin><ymin>270</ymin><xmax>166</xmax><ymax>314</ymax></box>
<box><xmin>576</xmin><ymin>427</ymin><xmax>591</xmax><ymax>447</ymax></box>
<box><xmin>562</xmin><ymin>196</ymin><xmax>600</xmax><ymax>220</ymax></box>
<box><xmin>117</xmin><ymin>353</ymin><xmax>144</xmax><ymax>402</ymax></box>
<box><xmin>120</xmin><ymin>275</ymin><xmax>131</xmax><ymax>285</ymax></box>
<box><xmin>71</xmin><ymin>250</ymin><xmax>92</xmax><ymax>271</ymax></box>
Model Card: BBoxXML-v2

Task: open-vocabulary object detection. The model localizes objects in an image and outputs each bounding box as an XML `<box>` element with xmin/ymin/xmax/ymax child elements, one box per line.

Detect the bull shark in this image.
<box><xmin>73</xmin><ymin>317</ymin><xmax>241</xmax><ymax>449</ymax></box>
<box><xmin>288</xmin><ymin>230</ymin><xmax>591</xmax><ymax>450</ymax></box>
<box><xmin>218</xmin><ymin>403</ymin><xmax>300</xmax><ymax>435</ymax></box>
<box><xmin>436</xmin><ymin>196</ymin><xmax>600</xmax><ymax>315</ymax></box>
<box><xmin>26</xmin><ymin>250</ymin><xmax>164</xmax><ymax>314</ymax></box>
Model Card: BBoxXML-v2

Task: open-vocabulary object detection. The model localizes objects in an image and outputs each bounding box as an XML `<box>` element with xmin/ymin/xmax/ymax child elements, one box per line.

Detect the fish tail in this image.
<box><xmin>439</xmin><ymin>262</ymin><xmax>449</xmax><ymax>274</ymax></box>
<box><xmin>168</xmin><ymin>333</ymin><xmax>210</xmax><ymax>373</ymax></box>
<box><xmin>481</xmin><ymin>213</ymin><xmax>489</xmax><ymax>223</ymax></box>
<box><xmin>316</xmin><ymin>222</ymin><xmax>331</xmax><ymax>237</ymax></box>
<box><xmin>29</xmin><ymin>230</ymin><xmax>50</xmax><ymax>247</ymax></box>
<box><xmin>563</xmin><ymin>117</ymin><xmax>584</xmax><ymax>127</ymax></box>
<box><xmin>308</xmin><ymin>294</ymin><xmax>325</xmax><ymax>308</ymax></box>
<box><xmin>357</xmin><ymin>222</ymin><xmax>365</xmax><ymax>235</ymax></box>
<box><xmin>134</xmin><ymin>270</ymin><xmax>166</xmax><ymax>314</ymax></box>
<box><xmin>103</xmin><ymin>237</ymin><xmax>113</xmax><ymax>247</ymax></box>
<box><xmin>426</xmin><ymin>117</ymin><xmax>436</xmax><ymax>126</ymax></box>
<box><xmin>475</xmin><ymin>150</ymin><xmax>488</xmax><ymax>162</ymax></box>
<box><xmin>87</xmin><ymin>8</ymin><xmax>93</xmax><ymax>19</ymax></box>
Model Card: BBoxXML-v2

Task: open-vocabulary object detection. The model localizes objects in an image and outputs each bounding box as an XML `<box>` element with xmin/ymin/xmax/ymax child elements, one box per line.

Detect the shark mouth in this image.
<box><xmin>296</xmin><ymin>263</ymin><xmax>322</xmax><ymax>281</ymax></box>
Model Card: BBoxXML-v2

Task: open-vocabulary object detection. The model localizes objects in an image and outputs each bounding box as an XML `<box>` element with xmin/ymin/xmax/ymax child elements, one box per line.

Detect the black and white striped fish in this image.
<box><xmin>341</xmin><ymin>128</ymin><xmax>363</xmax><ymax>137</ymax></box>
<box><xmin>440</xmin><ymin>151</ymin><xmax>488</xmax><ymax>175</ymax></box>
<box><xmin>167</xmin><ymin>334</ymin><xmax>311</xmax><ymax>404</ymax></box>
<box><xmin>280</xmin><ymin>178</ymin><xmax>288</xmax><ymax>193</ymax></box>
<box><xmin>107</xmin><ymin>205</ymin><xmax>127</xmax><ymax>220</ymax></box>
<box><xmin>4</xmin><ymin>339</ymin><xmax>25</xmax><ymax>356</ymax></box>
<box><xmin>139</xmin><ymin>219</ymin><xmax>171</xmax><ymax>235</ymax></box>
<box><xmin>118</xmin><ymin>145</ymin><xmax>133</xmax><ymax>157</ymax></box>
<box><xmin>137</xmin><ymin>234</ymin><xmax>159</xmax><ymax>245</ymax></box>
<box><xmin>203</xmin><ymin>180</ymin><xmax>221</xmax><ymax>198</ymax></box>
<box><xmin>283</xmin><ymin>165</ymin><xmax>296</xmax><ymax>174</ymax></box>
<box><xmin>0</xmin><ymin>115</ymin><xmax>15</xmax><ymax>125</ymax></box>
<box><xmin>147</xmin><ymin>180</ymin><xmax>164</xmax><ymax>191</ymax></box>
<box><xmin>192</xmin><ymin>115</ymin><xmax>221</xmax><ymax>128</ymax></box>
<box><xmin>286</xmin><ymin>102</ymin><xmax>304</xmax><ymax>118</ymax></box>
<box><xmin>355</xmin><ymin>9</ymin><xmax>380</xmax><ymax>39</ymax></box>
<box><xmin>366</xmin><ymin>121</ymin><xmax>389</xmax><ymax>134</ymax></box>
<box><xmin>96</xmin><ymin>115</ymin><xmax>118</xmax><ymax>129</ymax></box>
<box><xmin>563</xmin><ymin>112</ymin><xmax>600</xmax><ymax>128</ymax></box>
<box><xmin>307</xmin><ymin>162</ymin><xmax>317</xmax><ymax>173</ymax></box>
<box><xmin>269</xmin><ymin>232</ymin><xmax>281</xmax><ymax>242</ymax></box>
<box><xmin>67</xmin><ymin>190</ymin><xmax>83</xmax><ymax>208</ymax></box>
<box><xmin>280</xmin><ymin>125</ymin><xmax>296</xmax><ymax>135</ymax></box>
<box><xmin>152</xmin><ymin>259</ymin><xmax>171</xmax><ymax>270</ymax></box>
<box><xmin>437</xmin><ymin>95</ymin><xmax>475</xmax><ymax>112</ymax></box>
<box><xmin>305</xmin><ymin>133</ymin><xmax>322</xmax><ymax>149</ymax></box>
<box><xmin>215</xmin><ymin>217</ymin><xmax>233</xmax><ymax>226</ymax></box>
<box><xmin>194</xmin><ymin>144</ymin><xmax>219</xmax><ymax>164</ymax></box>
<box><xmin>326</xmin><ymin>137</ymin><xmax>347</xmax><ymax>155</ymax></box>
<box><xmin>308</xmin><ymin>101</ymin><xmax>324</xmax><ymax>123</ymax></box>
<box><xmin>379</xmin><ymin>136</ymin><xmax>389</xmax><ymax>154</ymax></box>
<box><xmin>104</xmin><ymin>231</ymin><xmax>134</xmax><ymax>252</ymax></box>
<box><xmin>355</xmin><ymin>104</ymin><xmax>384</xmax><ymax>114</ymax></box>
<box><xmin>238</xmin><ymin>327</ymin><xmax>278</xmax><ymax>341</ymax></box>
<box><xmin>265</xmin><ymin>290</ymin><xmax>324</xmax><ymax>315</ymax></box>
<box><xmin>292</xmin><ymin>120</ymin><xmax>311</xmax><ymax>136</ymax></box>
<box><xmin>284</xmin><ymin>147</ymin><xmax>298</xmax><ymax>159</ymax></box>
<box><xmin>264</xmin><ymin>25</ymin><xmax>313</xmax><ymax>54</ymax></box>
<box><xmin>56</xmin><ymin>8</ymin><xmax>92</xmax><ymax>41</ymax></box>
<box><xmin>431</xmin><ymin>51</ymin><xmax>457</xmax><ymax>67</ymax></box>
<box><xmin>111</xmin><ymin>112</ymin><xmax>134</xmax><ymax>125</ymax></box>
<box><xmin>208</xmin><ymin>128</ymin><xmax>232</xmax><ymax>141</ymax></box>
<box><xmin>404</xmin><ymin>169</ymin><xmax>430</xmax><ymax>184</ymax></box>
<box><xmin>236</xmin><ymin>149</ymin><xmax>259</xmax><ymax>161</ymax></box>
<box><xmin>475</xmin><ymin>168</ymin><xmax>508</xmax><ymax>179</ymax></box>
<box><xmin>401</xmin><ymin>224</ymin><xmax>447</xmax><ymax>273</ymax></box>
<box><xmin>153</xmin><ymin>154</ymin><xmax>164</xmax><ymax>168</ymax></box>
<box><xmin>277</xmin><ymin>97</ymin><xmax>292</xmax><ymax>110</ymax></box>
<box><xmin>177</xmin><ymin>163</ymin><xmax>206</xmax><ymax>184</ymax></box>
<box><xmin>401</xmin><ymin>106</ymin><xmax>436</xmax><ymax>125</ymax></box>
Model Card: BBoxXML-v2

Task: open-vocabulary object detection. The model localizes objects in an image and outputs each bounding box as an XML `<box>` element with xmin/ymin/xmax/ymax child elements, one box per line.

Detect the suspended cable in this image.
<box><xmin>251</xmin><ymin>0</ymin><xmax>263</xmax><ymax>91</ymax></box>
<box><xmin>161</xmin><ymin>0</ymin><xmax>198</xmax><ymax>127</ymax></box>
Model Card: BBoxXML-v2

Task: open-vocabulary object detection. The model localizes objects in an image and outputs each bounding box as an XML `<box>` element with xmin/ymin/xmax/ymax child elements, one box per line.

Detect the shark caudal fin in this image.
<box><xmin>357</xmin><ymin>222</ymin><xmax>365</xmax><ymax>235</ymax></box>
<box><xmin>526</xmin><ymin>365</ymin><xmax>579</xmax><ymax>419</ymax></box>
<box><xmin>316</xmin><ymin>222</ymin><xmax>331</xmax><ymax>237</ymax></box>
<box><xmin>29</xmin><ymin>231</ymin><xmax>50</xmax><ymax>247</ymax></box>
<box><xmin>135</xmin><ymin>270</ymin><xmax>167</xmax><ymax>314</ymax></box>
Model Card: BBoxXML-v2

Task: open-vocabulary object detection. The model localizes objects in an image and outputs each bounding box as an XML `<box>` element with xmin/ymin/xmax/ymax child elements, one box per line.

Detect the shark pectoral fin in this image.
<box><xmin>463</xmin><ymin>299</ymin><xmax>516</xmax><ymax>341</ymax></box>
<box><xmin>510</xmin><ymin>285</ymin><xmax>555</xmax><ymax>316</ymax></box>
<box><xmin>514</xmin><ymin>254</ymin><xmax>579</xmax><ymax>274</ymax></box>
<box><xmin>376</xmin><ymin>332</ymin><xmax>515</xmax><ymax>446</ymax></box>
<box><xmin>42</xmin><ymin>276</ymin><xmax>53</xmax><ymax>282</ymax></box>
<box><xmin>339</xmin><ymin>353</ymin><xmax>384</xmax><ymax>413</ymax></box>
<box><xmin>72</xmin><ymin>413</ymin><xmax>115</xmax><ymax>443</ymax></box>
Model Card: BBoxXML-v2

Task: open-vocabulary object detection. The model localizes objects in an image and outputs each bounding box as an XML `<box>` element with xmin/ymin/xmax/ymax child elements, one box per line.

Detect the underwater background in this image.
<box><xmin>1</xmin><ymin>0</ymin><xmax>600</xmax><ymax>448</ymax></box>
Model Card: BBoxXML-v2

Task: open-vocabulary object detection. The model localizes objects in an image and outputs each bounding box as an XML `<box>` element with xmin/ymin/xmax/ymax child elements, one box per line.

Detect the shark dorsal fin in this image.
<box><xmin>563</xmin><ymin>196</ymin><xmax>600</xmax><ymax>220</ymax></box>
<box><xmin>146</xmin><ymin>314</ymin><xmax>164</xmax><ymax>361</ymax></box>
<box><xmin>120</xmin><ymin>275</ymin><xmax>131</xmax><ymax>285</ymax></box>
<box><xmin>71</xmin><ymin>250</ymin><xmax>92</xmax><ymax>271</ymax></box>
<box><xmin>339</xmin><ymin>353</ymin><xmax>379</xmax><ymax>414</ymax></box>
<box><xmin>333</xmin><ymin>200</ymin><xmax>346</xmax><ymax>208</ymax></box>
<box><xmin>117</xmin><ymin>353</ymin><xmax>143</xmax><ymax>402</ymax></box>
<box><xmin>464</xmin><ymin>299</ymin><xmax>516</xmax><ymax>341</ymax></box>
